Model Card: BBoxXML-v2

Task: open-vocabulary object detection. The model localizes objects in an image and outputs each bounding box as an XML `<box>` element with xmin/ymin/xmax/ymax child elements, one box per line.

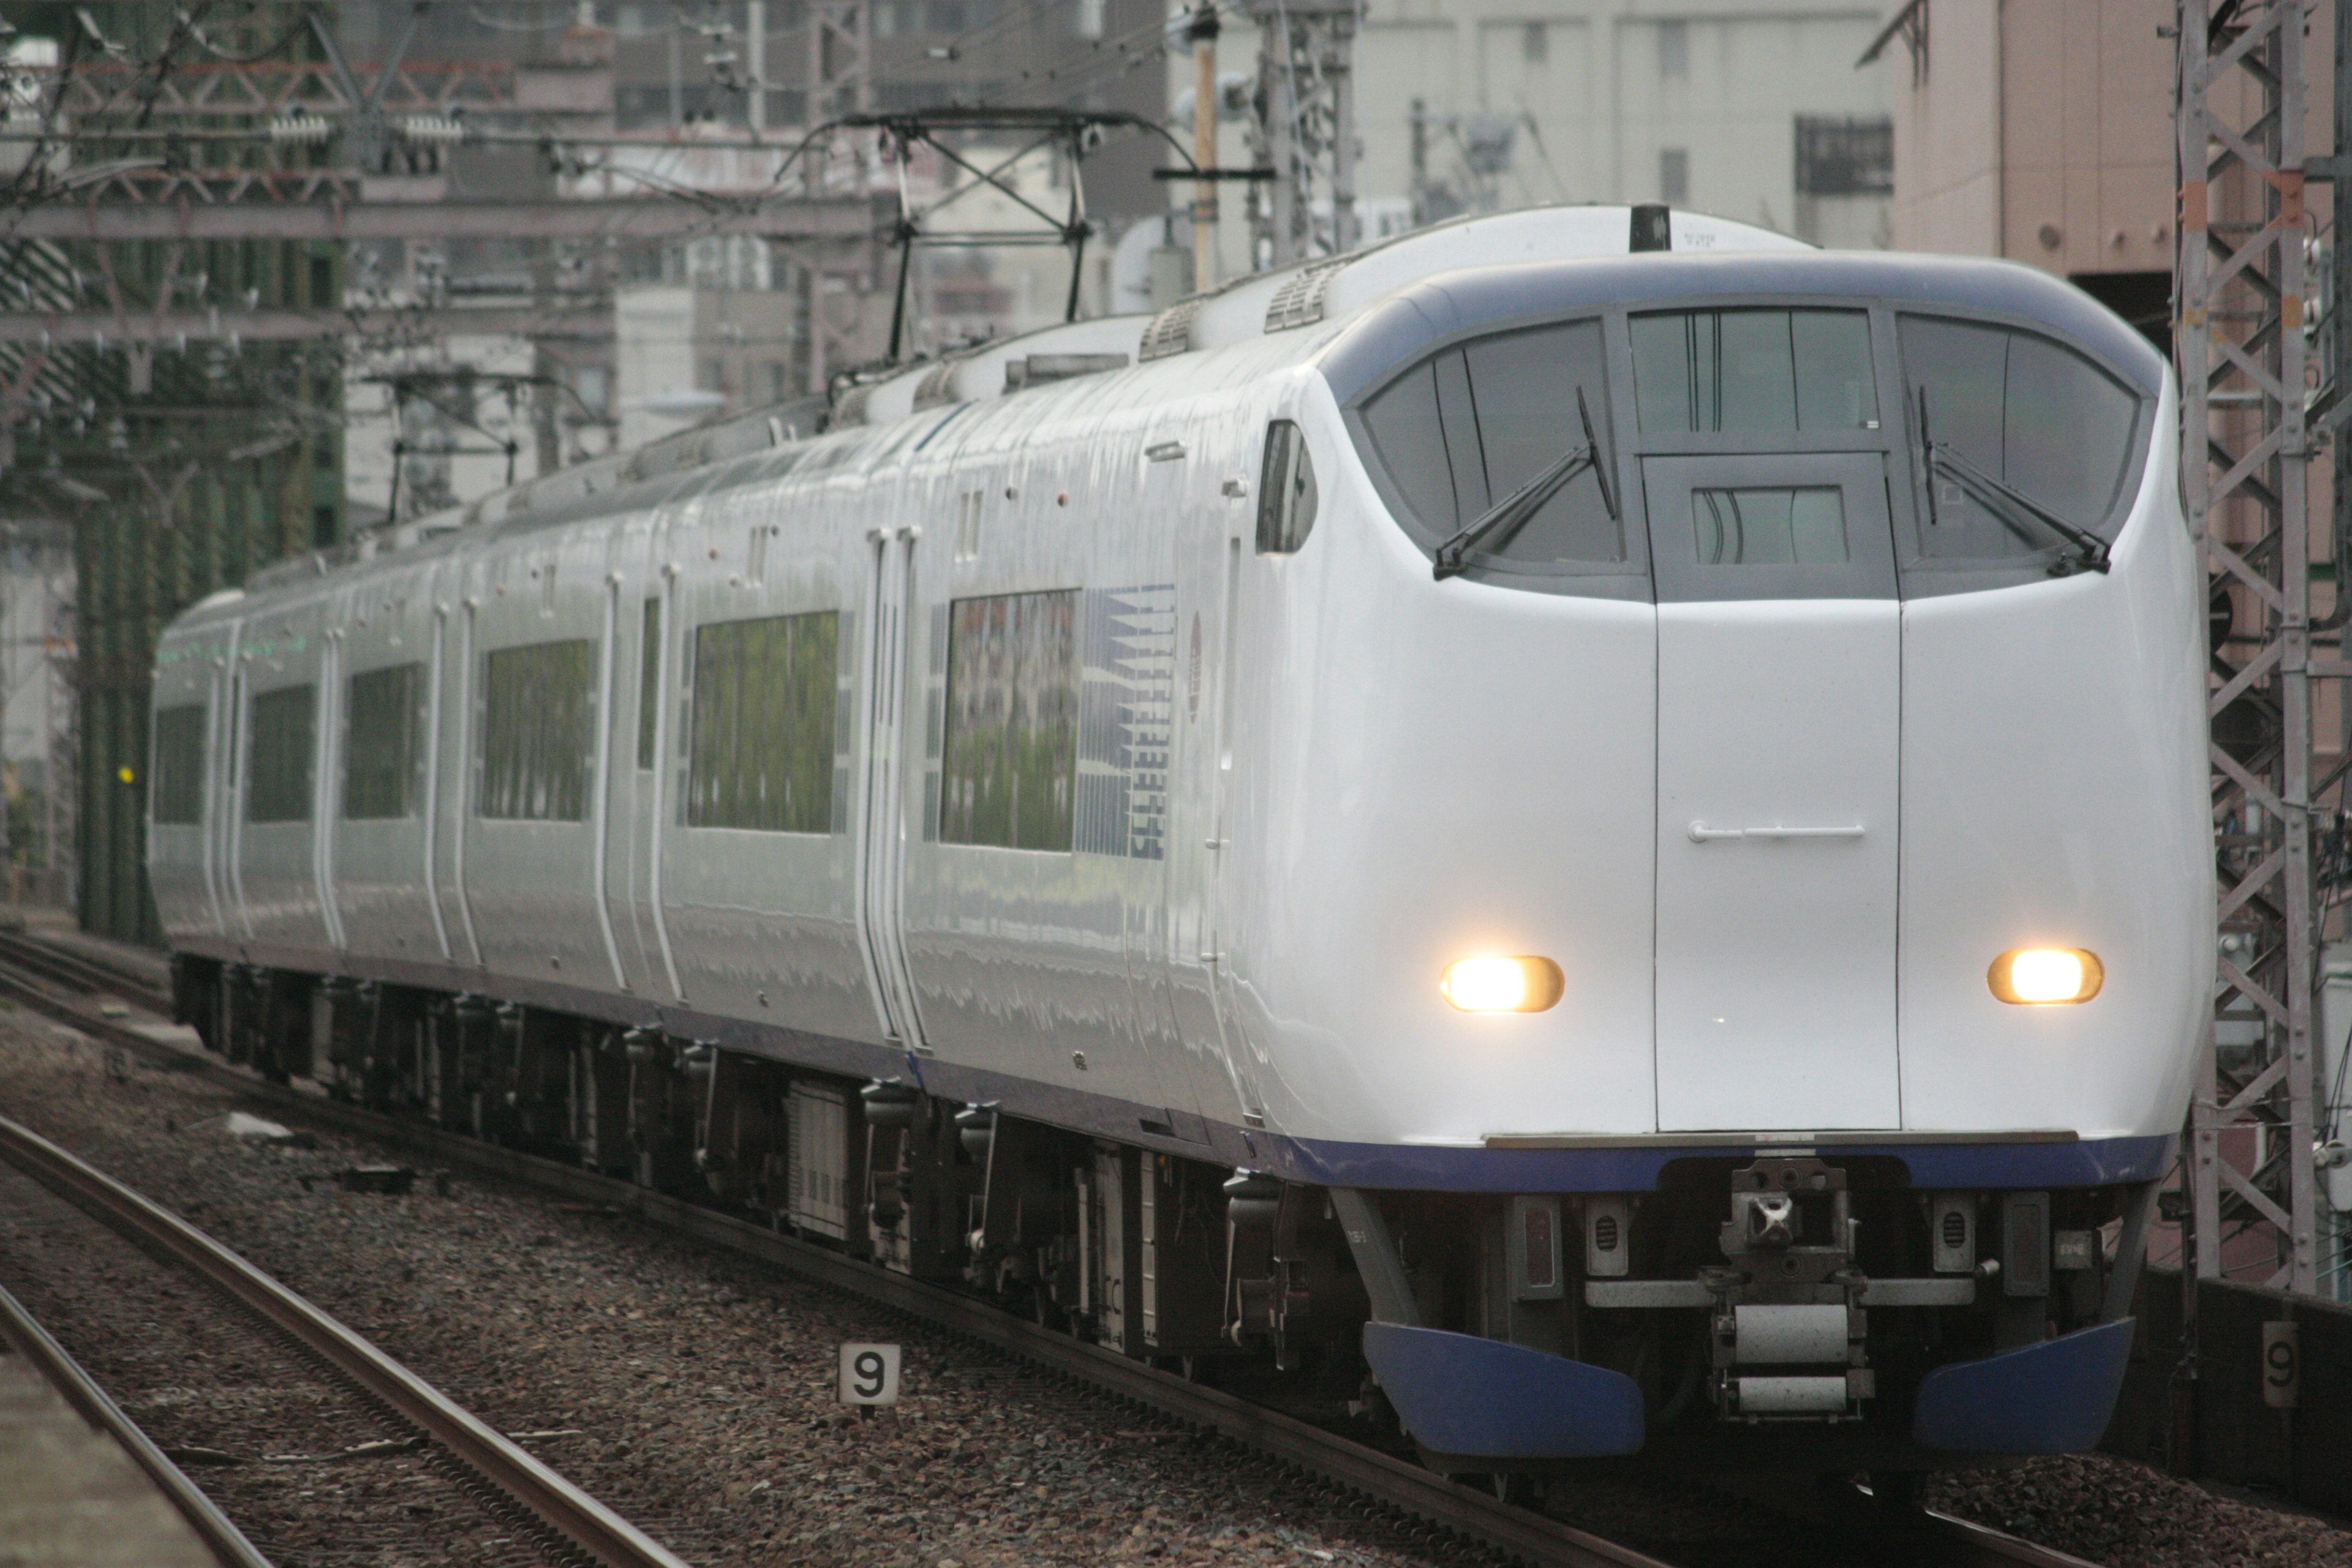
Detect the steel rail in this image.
<box><xmin>1703</xmin><ymin>1474</ymin><xmax>2104</xmax><ymax>1568</ymax></box>
<box><xmin>1928</xmin><ymin>1511</ymin><xmax>2109</xmax><ymax>1568</ymax></box>
<box><xmin>0</xmin><ymin>938</ymin><xmax>2097</xmax><ymax>1568</ymax></box>
<box><xmin>0</xmin><ymin>1112</ymin><xmax>692</xmax><ymax>1568</ymax></box>
<box><xmin>0</xmin><ymin>1274</ymin><xmax>277</xmax><ymax>1568</ymax></box>
<box><xmin>0</xmin><ymin>930</ymin><xmax>172</xmax><ymax>1014</ymax></box>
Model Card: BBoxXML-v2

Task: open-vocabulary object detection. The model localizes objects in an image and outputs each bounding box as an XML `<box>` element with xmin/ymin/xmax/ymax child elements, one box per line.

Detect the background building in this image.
<box><xmin>0</xmin><ymin>1</ymin><xmax>1174</xmax><ymax>942</ymax></box>
<box><xmin>1875</xmin><ymin>0</ymin><xmax>2176</xmax><ymax>337</ymax></box>
<box><xmin>1180</xmin><ymin>0</ymin><xmax>1899</xmax><ymax>270</ymax></box>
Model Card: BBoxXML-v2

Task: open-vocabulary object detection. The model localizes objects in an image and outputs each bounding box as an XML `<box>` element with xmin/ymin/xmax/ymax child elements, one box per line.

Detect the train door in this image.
<box><xmin>418</xmin><ymin>566</ymin><xmax>454</xmax><ymax>959</ymax></box>
<box><xmin>427</xmin><ymin>551</ymin><xmax>498</xmax><ymax>973</ymax></box>
<box><xmin>586</xmin><ymin>551</ymin><xmax>630</xmax><ymax>992</ymax></box>
<box><xmin>219</xmin><ymin>638</ymin><xmax>251</xmax><ymax>940</ymax></box>
<box><xmin>421</xmin><ymin>558</ymin><xmax>466</xmax><ymax>965</ymax></box>
<box><xmin>854</xmin><ymin>520</ymin><xmax>926</xmax><ymax>1053</ymax></box>
<box><xmin>638</xmin><ymin>505</ymin><xmax>689</xmax><ymax>1001</ymax></box>
<box><xmin>597</xmin><ymin>516</ymin><xmax>663</xmax><ymax>998</ymax></box>
<box><xmin>228</xmin><ymin>598</ymin><xmax>330</xmax><ymax>951</ymax></box>
<box><xmin>1163</xmin><ymin>442</ymin><xmax>1258</xmax><ymax>1126</ymax></box>
<box><xmin>1647</xmin><ymin>453</ymin><xmax>1903</xmax><ymax>1131</ymax></box>
<box><xmin>311</xmin><ymin>607</ymin><xmax>346</xmax><ymax>954</ymax></box>
<box><xmin>197</xmin><ymin>630</ymin><xmax>236</xmax><ymax>937</ymax></box>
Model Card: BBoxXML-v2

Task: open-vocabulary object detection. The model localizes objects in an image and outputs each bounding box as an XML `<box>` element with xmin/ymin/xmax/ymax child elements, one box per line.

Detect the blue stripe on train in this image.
<box><xmin>1273</xmin><ymin>1133</ymin><xmax>2174</xmax><ymax>1191</ymax></box>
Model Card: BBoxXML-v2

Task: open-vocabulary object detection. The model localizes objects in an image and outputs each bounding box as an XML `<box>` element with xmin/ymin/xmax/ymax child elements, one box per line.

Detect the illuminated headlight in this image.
<box><xmin>1988</xmin><ymin>948</ymin><xmax>2105</xmax><ymax>1005</ymax></box>
<box><xmin>1439</xmin><ymin>956</ymin><xmax>1564</xmax><ymax>1014</ymax></box>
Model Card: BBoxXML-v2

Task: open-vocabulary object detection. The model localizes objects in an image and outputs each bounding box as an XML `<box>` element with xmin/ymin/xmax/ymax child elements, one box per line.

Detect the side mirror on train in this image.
<box><xmin>1256</xmin><ymin>420</ymin><xmax>1318</xmax><ymax>556</ymax></box>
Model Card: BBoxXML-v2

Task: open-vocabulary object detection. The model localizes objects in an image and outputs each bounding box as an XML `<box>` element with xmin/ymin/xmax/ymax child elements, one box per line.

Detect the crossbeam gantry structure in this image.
<box><xmin>2174</xmin><ymin>0</ymin><xmax>2332</xmax><ymax>1296</ymax></box>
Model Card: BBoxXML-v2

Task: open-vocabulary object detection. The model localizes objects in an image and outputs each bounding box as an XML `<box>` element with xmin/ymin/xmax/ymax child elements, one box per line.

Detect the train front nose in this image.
<box><xmin>1647</xmin><ymin>459</ymin><xmax>1904</xmax><ymax>1133</ymax></box>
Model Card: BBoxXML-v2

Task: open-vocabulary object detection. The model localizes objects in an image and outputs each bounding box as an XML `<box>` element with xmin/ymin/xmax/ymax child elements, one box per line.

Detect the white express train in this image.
<box><xmin>149</xmin><ymin>203</ymin><xmax>2209</xmax><ymax>1476</ymax></box>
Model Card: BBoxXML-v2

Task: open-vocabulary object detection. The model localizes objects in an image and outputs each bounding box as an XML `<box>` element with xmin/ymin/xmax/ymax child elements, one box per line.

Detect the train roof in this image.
<box><xmin>206</xmin><ymin>205</ymin><xmax>2161</xmax><ymax>617</ymax></box>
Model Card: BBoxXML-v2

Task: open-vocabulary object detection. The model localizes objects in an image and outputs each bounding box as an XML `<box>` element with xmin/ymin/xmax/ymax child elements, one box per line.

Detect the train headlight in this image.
<box><xmin>1439</xmin><ymin>956</ymin><xmax>1564</xmax><ymax>1013</ymax></box>
<box><xmin>1988</xmin><ymin>948</ymin><xmax>2104</xmax><ymax>1005</ymax></box>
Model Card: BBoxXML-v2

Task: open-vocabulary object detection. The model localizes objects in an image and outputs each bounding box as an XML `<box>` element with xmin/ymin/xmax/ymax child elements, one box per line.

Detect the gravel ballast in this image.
<box><xmin>0</xmin><ymin>1020</ymin><xmax>1476</xmax><ymax>1568</ymax></box>
<box><xmin>0</xmin><ymin>1155</ymin><xmax>575</xmax><ymax>1568</ymax></box>
<box><xmin>5</xmin><ymin>1008</ymin><xmax>2352</xmax><ymax>1568</ymax></box>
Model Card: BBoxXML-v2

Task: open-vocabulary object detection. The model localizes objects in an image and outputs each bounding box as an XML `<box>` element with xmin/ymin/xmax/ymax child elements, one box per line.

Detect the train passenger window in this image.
<box><xmin>939</xmin><ymin>589</ymin><xmax>1079</xmax><ymax>852</ymax></box>
<box><xmin>1692</xmin><ymin>486</ymin><xmax>1849</xmax><ymax>565</ymax></box>
<box><xmin>1631</xmin><ymin>308</ymin><xmax>1877</xmax><ymax>434</ymax></box>
<box><xmin>151</xmin><ymin>704</ymin><xmax>206</xmax><ymax>826</ymax></box>
<box><xmin>636</xmin><ymin>597</ymin><xmax>661</xmax><ymax>771</ymax></box>
<box><xmin>685</xmin><ymin>610</ymin><xmax>839</xmax><ymax>833</ymax></box>
<box><xmin>1898</xmin><ymin>315</ymin><xmax>2141</xmax><ymax>560</ymax></box>
<box><xmin>342</xmin><ymin>663</ymin><xmax>423</xmax><ymax>820</ymax></box>
<box><xmin>478</xmin><ymin>639</ymin><xmax>595</xmax><ymax>821</ymax></box>
<box><xmin>1256</xmin><ymin>421</ymin><xmax>1318</xmax><ymax>554</ymax></box>
<box><xmin>1356</xmin><ymin>318</ymin><xmax>1621</xmax><ymax>570</ymax></box>
<box><xmin>246</xmin><ymin>685</ymin><xmax>316</xmax><ymax>824</ymax></box>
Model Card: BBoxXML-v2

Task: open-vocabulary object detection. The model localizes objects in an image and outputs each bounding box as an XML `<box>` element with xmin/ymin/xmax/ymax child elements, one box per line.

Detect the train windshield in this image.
<box><xmin>1345</xmin><ymin>297</ymin><xmax>2151</xmax><ymax>599</ymax></box>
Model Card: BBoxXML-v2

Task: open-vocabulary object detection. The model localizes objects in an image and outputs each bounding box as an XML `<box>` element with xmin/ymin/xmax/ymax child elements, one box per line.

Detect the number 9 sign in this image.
<box><xmin>2262</xmin><ymin>1321</ymin><xmax>2299</xmax><ymax>1410</ymax></box>
<box><xmin>839</xmin><ymin>1343</ymin><xmax>902</xmax><ymax>1407</ymax></box>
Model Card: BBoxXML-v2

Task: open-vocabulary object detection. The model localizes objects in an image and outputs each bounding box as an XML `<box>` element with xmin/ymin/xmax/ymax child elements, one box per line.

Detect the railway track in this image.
<box><xmin>0</xmin><ymin>1272</ymin><xmax>274</xmax><ymax>1568</ymax></box>
<box><xmin>0</xmin><ymin>927</ymin><xmax>174</xmax><ymax>1017</ymax></box>
<box><xmin>0</xmin><ymin>930</ymin><xmax>2098</xmax><ymax>1568</ymax></box>
<box><xmin>0</xmin><ymin>1108</ymin><xmax>692</xmax><ymax>1568</ymax></box>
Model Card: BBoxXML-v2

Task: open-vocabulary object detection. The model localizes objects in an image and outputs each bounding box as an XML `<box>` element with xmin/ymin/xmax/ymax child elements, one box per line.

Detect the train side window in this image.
<box><xmin>636</xmin><ymin>597</ymin><xmax>661</xmax><ymax>771</ymax></box>
<box><xmin>1631</xmin><ymin>307</ymin><xmax>1877</xmax><ymax>434</ymax></box>
<box><xmin>1355</xmin><ymin>317</ymin><xmax>1620</xmax><ymax>571</ymax></box>
<box><xmin>1898</xmin><ymin>315</ymin><xmax>2141</xmax><ymax>560</ymax></box>
<box><xmin>246</xmin><ymin>684</ymin><xmax>316</xmax><ymax>824</ymax></box>
<box><xmin>343</xmin><ymin>662</ymin><xmax>424</xmax><ymax>820</ymax></box>
<box><xmin>939</xmin><ymin>589</ymin><xmax>1079</xmax><ymax>852</ymax></box>
<box><xmin>479</xmin><ymin>639</ymin><xmax>595</xmax><ymax>821</ymax></box>
<box><xmin>151</xmin><ymin>703</ymin><xmax>206</xmax><ymax>825</ymax></box>
<box><xmin>685</xmin><ymin>610</ymin><xmax>839</xmax><ymax>833</ymax></box>
<box><xmin>1256</xmin><ymin>421</ymin><xmax>1319</xmax><ymax>554</ymax></box>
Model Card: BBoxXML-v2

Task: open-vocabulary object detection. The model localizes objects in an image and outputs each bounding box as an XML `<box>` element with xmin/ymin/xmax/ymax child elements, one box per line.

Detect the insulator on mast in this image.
<box><xmin>267</xmin><ymin>113</ymin><xmax>333</xmax><ymax>146</ymax></box>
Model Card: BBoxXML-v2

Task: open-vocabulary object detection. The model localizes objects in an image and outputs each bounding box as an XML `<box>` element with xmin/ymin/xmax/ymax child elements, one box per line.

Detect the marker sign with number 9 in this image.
<box><xmin>839</xmin><ymin>1343</ymin><xmax>901</xmax><ymax>1406</ymax></box>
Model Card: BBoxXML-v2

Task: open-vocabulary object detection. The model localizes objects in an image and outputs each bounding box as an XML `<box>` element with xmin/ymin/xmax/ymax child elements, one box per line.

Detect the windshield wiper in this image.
<box><xmin>1917</xmin><ymin>388</ymin><xmax>2109</xmax><ymax>576</ymax></box>
<box><xmin>1433</xmin><ymin>387</ymin><xmax>1618</xmax><ymax>581</ymax></box>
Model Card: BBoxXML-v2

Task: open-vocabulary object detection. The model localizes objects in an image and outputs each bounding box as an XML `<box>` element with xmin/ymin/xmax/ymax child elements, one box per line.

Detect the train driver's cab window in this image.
<box><xmin>1693</xmin><ymin>486</ymin><xmax>1849</xmax><ymax>565</ymax></box>
<box><xmin>479</xmin><ymin>639</ymin><xmax>595</xmax><ymax>821</ymax></box>
<box><xmin>151</xmin><ymin>703</ymin><xmax>206</xmax><ymax>826</ymax></box>
<box><xmin>686</xmin><ymin>610</ymin><xmax>839</xmax><ymax>832</ymax></box>
<box><xmin>1355</xmin><ymin>318</ymin><xmax>1623</xmax><ymax>578</ymax></box>
<box><xmin>247</xmin><ymin>685</ymin><xmax>317</xmax><ymax>824</ymax></box>
<box><xmin>1897</xmin><ymin>315</ymin><xmax>2144</xmax><ymax>564</ymax></box>
<box><xmin>939</xmin><ymin>589</ymin><xmax>1078</xmax><ymax>852</ymax></box>
<box><xmin>343</xmin><ymin>663</ymin><xmax>424</xmax><ymax>820</ymax></box>
<box><xmin>1630</xmin><ymin>307</ymin><xmax>1879</xmax><ymax>434</ymax></box>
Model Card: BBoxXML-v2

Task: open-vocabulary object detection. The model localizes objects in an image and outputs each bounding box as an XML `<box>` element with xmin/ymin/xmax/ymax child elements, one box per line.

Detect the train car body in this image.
<box><xmin>149</xmin><ymin>204</ymin><xmax>2209</xmax><ymax>1476</ymax></box>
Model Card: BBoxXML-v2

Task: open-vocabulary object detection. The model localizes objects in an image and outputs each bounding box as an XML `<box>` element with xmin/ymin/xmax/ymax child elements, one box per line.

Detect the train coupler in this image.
<box><xmin>1709</xmin><ymin>1155</ymin><xmax>1872</xmax><ymax>1422</ymax></box>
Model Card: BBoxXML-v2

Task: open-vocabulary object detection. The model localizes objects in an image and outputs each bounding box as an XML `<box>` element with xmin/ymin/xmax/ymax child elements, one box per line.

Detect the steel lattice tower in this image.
<box><xmin>2175</xmin><ymin>0</ymin><xmax>2325</xmax><ymax>1295</ymax></box>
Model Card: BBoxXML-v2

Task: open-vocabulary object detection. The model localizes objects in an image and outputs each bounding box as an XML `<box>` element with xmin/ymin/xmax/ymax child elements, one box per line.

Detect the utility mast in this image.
<box><xmin>2173</xmin><ymin>0</ymin><xmax>2331</xmax><ymax>1295</ymax></box>
<box><xmin>1243</xmin><ymin>0</ymin><xmax>1360</xmax><ymax>266</ymax></box>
